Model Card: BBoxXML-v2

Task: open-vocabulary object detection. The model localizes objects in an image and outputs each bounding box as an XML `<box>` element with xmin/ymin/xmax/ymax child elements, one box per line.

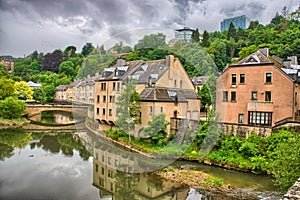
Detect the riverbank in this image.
<box><xmin>0</xmin><ymin>118</ymin><xmax>29</xmax><ymax>128</ymax></box>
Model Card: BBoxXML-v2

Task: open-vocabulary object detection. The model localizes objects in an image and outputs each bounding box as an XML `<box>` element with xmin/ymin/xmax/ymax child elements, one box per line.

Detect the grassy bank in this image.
<box><xmin>0</xmin><ymin>117</ymin><xmax>29</xmax><ymax>128</ymax></box>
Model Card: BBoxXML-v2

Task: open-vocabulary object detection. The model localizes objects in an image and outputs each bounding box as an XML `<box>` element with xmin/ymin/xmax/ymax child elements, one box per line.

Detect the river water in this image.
<box><xmin>0</xmin><ymin>111</ymin><xmax>284</xmax><ymax>200</ymax></box>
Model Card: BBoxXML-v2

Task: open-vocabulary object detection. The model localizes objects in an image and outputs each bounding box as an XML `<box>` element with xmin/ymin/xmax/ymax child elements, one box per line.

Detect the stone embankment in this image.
<box><xmin>282</xmin><ymin>178</ymin><xmax>300</xmax><ymax>200</ymax></box>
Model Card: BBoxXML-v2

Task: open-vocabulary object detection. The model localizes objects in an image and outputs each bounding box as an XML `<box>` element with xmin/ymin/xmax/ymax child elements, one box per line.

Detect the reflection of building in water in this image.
<box><xmin>53</xmin><ymin>112</ymin><xmax>74</xmax><ymax>124</ymax></box>
<box><xmin>92</xmin><ymin>139</ymin><xmax>187</xmax><ymax>200</ymax></box>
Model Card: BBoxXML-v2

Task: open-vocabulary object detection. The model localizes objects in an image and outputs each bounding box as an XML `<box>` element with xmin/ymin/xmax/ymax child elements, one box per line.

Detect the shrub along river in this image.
<box><xmin>0</xmin><ymin>111</ymin><xmax>284</xmax><ymax>200</ymax></box>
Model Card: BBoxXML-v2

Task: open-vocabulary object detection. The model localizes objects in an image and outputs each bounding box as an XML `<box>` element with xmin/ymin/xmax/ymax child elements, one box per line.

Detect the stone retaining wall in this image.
<box><xmin>282</xmin><ymin>178</ymin><xmax>300</xmax><ymax>200</ymax></box>
<box><xmin>220</xmin><ymin>123</ymin><xmax>272</xmax><ymax>138</ymax></box>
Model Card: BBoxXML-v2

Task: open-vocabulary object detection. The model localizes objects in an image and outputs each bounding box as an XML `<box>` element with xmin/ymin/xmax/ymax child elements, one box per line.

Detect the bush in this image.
<box><xmin>0</xmin><ymin>97</ymin><xmax>27</xmax><ymax>119</ymax></box>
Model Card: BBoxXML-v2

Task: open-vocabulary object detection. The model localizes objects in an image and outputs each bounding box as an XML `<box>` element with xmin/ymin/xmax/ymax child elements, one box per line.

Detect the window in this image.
<box><xmin>95</xmin><ymin>164</ymin><xmax>98</xmax><ymax>172</ymax></box>
<box><xmin>99</xmin><ymin>178</ymin><xmax>104</xmax><ymax>187</ymax></box>
<box><xmin>101</xmin><ymin>167</ymin><xmax>104</xmax><ymax>175</ymax></box>
<box><xmin>101</xmin><ymin>83</ymin><xmax>106</xmax><ymax>90</ymax></box>
<box><xmin>240</xmin><ymin>74</ymin><xmax>245</xmax><ymax>84</ymax></box>
<box><xmin>108</xmin><ymin>170</ymin><xmax>113</xmax><ymax>178</ymax></box>
<box><xmin>251</xmin><ymin>91</ymin><xmax>257</xmax><ymax>100</ymax></box>
<box><xmin>109</xmin><ymin>96</ymin><xmax>115</xmax><ymax>103</ymax></box>
<box><xmin>223</xmin><ymin>91</ymin><xmax>228</xmax><ymax>101</ymax></box>
<box><xmin>110</xmin><ymin>182</ymin><xmax>113</xmax><ymax>191</ymax></box>
<box><xmin>113</xmin><ymin>82</ymin><xmax>116</xmax><ymax>90</ymax></box>
<box><xmin>265</xmin><ymin>91</ymin><xmax>271</xmax><ymax>101</ymax></box>
<box><xmin>97</xmin><ymin>95</ymin><xmax>100</xmax><ymax>103</ymax></box>
<box><xmin>97</xmin><ymin>108</ymin><xmax>100</xmax><ymax>114</ymax></box>
<box><xmin>231</xmin><ymin>91</ymin><xmax>236</xmax><ymax>101</ymax></box>
<box><xmin>117</xmin><ymin>82</ymin><xmax>120</xmax><ymax>92</ymax></box>
<box><xmin>103</xmin><ymin>95</ymin><xmax>106</xmax><ymax>102</ymax></box>
<box><xmin>109</xmin><ymin>109</ymin><xmax>112</xmax><ymax>116</ymax></box>
<box><xmin>161</xmin><ymin>106</ymin><xmax>163</xmax><ymax>113</ymax></box>
<box><xmin>108</xmin><ymin>157</ymin><xmax>111</xmax><ymax>165</ymax></box>
<box><xmin>115</xmin><ymin>159</ymin><xmax>119</xmax><ymax>167</ymax></box>
<box><xmin>102</xmin><ymin>108</ymin><xmax>105</xmax><ymax>115</ymax></box>
<box><xmin>266</xmin><ymin>73</ymin><xmax>272</xmax><ymax>83</ymax></box>
<box><xmin>248</xmin><ymin>111</ymin><xmax>272</xmax><ymax>126</ymax></box>
<box><xmin>238</xmin><ymin>114</ymin><xmax>244</xmax><ymax>123</ymax></box>
<box><xmin>180</xmin><ymin>80</ymin><xmax>183</xmax><ymax>88</ymax></box>
<box><xmin>150</xmin><ymin>106</ymin><xmax>153</xmax><ymax>114</ymax></box>
<box><xmin>174</xmin><ymin>80</ymin><xmax>177</xmax><ymax>87</ymax></box>
<box><xmin>102</xmin><ymin>155</ymin><xmax>105</xmax><ymax>162</ymax></box>
<box><xmin>231</xmin><ymin>74</ymin><xmax>237</xmax><ymax>85</ymax></box>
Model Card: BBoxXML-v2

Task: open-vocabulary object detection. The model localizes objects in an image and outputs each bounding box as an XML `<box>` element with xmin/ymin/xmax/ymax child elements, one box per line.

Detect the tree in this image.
<box><xmin>62</xmin><ymin>46</ymin><xmax>77</xmax><ymax>61</ymax></box>
<box><xmin>227</xmin><ymin>22</ymin><xmax>237</xmax><ymax>41</ymax></box>
<box><xmin>191</xmin><ymin>28</ymin><xmax>200</xmax><ymax>43</ymax></box>
<box><xmin>116</xmin><ymin>81</ymin><xmax>141</xmax><ymax>141</ymax></box>
<box><xmin>59</xmin><ymin>61</ymin><xmax>76</xmax><ymax>78</ymax></box>
<box><xmin>134</xmin><ymin>33</ymin><xmax>167</xmax><ymax>50</ymax></box>
<box><xmin>14</xmin><ymin>81</ymin><xmax>33</xmax><ymax>100</ymax></box>
<box><xmin>198</xmin><ymin>83</ymin><xmax>211</xmax><ymax>110</ymax></box>
<box><xmin>248</xmin><ymin>20</ymin><xmax>260</xmax><ymax>30</ymax></box>
<box><xmin>81</xmin><ymin>43</ymin><xmax>95</xmax><ymax>57</ymax></box>
<box><xmin>43</xmin><ymin>84</ymin><xmax>56</xmax><ymax>102</ymax></box>
<box><xmin>0</xmin><ymin>77</ymin><xmax>15</xmax><ymax>100</ymax></box>
<box><xmin>0</xmin><ymin>65</ymin><xmax>10</xmax><ymax>78</ymax></box>
<box><xmin>142</xmin><ymin>114</ymin><xmax>168</xmax><ymax>145</ymax></box>
<box><xmin>33</xmin><ymin>88</ymin><xmax>46</xmax><ymax>103</ymax></box>
<box><xmin>0</xmin><ymin>97</ymin><xmax>27</xmax><ymax>119</ymax></box>
<box><xmin>207</xmin><ymin>39</ymin><xmax>230</xmax><ymax>71</ymax></box>
<box><xmin>41</xmin><ymin>49</ymin><xmax>63</xmax><ymax>73</ymax></box>
<box><xmin>202</xmin><ymin>30</ymin><xmax>210</xmax><ymax>47</ymax></box>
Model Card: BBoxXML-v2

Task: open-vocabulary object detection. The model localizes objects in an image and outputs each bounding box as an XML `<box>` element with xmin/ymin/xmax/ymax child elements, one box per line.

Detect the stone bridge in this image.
<box><xmin>24</xmin><ymin>104</ymin><xmax>89</xmax><ymax>117</ymax></box>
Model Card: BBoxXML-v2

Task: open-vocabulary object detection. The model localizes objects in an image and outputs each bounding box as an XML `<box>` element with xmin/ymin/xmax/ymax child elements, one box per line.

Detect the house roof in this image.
<box><xmin>140</xmin><ymin>87</ymin><xmax>200</xmax><ymax>102</ymax></box>
<box><xmin>56</xmin><ymin>85</ymin><xmax>69</xmax><ymax>91</ymax></box>
<box><xmin>190</xmin><ymin>76</ymin><xmax>209</xmax><ymax>86</ymax></box>
<box><xmin>27</xmin><ymin>81</ymin><xmax>42</xmax><ymax>87</ymax></box>
<box><xmin>96</xmin><ymin>59</ymin><xmax>168</xmax><ymax>85</ymax></box>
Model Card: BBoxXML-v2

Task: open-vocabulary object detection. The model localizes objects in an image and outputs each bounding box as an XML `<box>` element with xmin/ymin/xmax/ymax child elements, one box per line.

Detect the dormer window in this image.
<box><xmin>102</xmin><ymin>67</ymin><xmax>115</xmax><ymax>77</ymax></box>
<box><xmin>116</xmin><ymin>66</ymin><xmax>128</xmax><ymax>77</ymax></box>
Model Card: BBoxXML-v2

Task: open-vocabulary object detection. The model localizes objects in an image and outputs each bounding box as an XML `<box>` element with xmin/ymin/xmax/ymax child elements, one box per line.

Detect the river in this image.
<box><xmin>0</xmin><ymin>111</ymin><xmax>284</xmax><ymax>200</ymax></box>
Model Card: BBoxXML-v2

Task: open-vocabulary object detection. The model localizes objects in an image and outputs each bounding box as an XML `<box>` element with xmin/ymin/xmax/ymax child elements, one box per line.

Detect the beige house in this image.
<box><xmin>94</xmin><ymin>55</ymin><xmax>201</xmax><ymax>134</ymax></box>
<box><xmin>0</xmin><ymin>56</ymin><xmax>14</xmax><ymax>73</ymax></box>
<box><xmin>216</xmin><ymin>47</ymin><xmax>300</xmax><ymax>137</ymax></box>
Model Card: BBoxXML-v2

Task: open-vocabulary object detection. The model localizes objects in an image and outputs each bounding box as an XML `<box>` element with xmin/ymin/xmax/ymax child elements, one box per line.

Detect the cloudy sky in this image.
<box><xmin>0</xmin><ymin>0</ymin><xmax>298</xmax><ymax>57</ymax></box>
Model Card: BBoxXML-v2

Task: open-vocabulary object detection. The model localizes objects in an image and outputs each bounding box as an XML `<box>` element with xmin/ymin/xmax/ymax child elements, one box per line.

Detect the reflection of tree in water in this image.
<box><xmin>0</xmin><ymin>143</ymin><xmax>14</xmax><ymax>160</ymax></box>
<box><xmin>114</xmin><ymin>171</ymin><xmax>138</xmax><ymax>200</ymax></box>
<box><xmin>0</xmin><ymin>129</ymin><xmax>91</xmax><ymax>160</ymax></box>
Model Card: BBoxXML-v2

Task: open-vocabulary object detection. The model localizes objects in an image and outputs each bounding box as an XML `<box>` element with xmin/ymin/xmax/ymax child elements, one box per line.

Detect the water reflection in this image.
<box><xmin>29</xmin><ymin>110</ymin><xmax>76</xmax><ymax>125</ymax></box>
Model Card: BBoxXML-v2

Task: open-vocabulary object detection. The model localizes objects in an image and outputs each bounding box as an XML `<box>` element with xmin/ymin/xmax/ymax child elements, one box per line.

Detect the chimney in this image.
<box><xmin>117</xmin><ymin>58</ymin><xmax>126</xmax><ymax>66</ymax></box>
<box><xmin>288</xmin><ymin>56</ymin><xmax>298</xmax><ymax>65</ymax></box>
<box><xmin>259</xmin><ymin>46</ymin><xmax>269</xmax><ymax>57</ymax></box>
<box><xmin>167</xmin><ymin>55</ymin><xmax>174</xmax><ymax>79</ymax></box>
<box><xmin>283</xmin><ymin>60</ymin><xmax>291</xmax><ymax>68</ymax></box>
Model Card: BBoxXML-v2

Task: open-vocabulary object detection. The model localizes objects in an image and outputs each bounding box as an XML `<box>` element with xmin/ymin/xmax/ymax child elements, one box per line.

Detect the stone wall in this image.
<box><xmin>220</xmin><ymin>123</ymin><xmax>272</xmax><ymax>138</ymax></box>
<box><xmin>282</xmin><ymin>178</ymin><xmax>300</xmax><ymax>200</ymax></box>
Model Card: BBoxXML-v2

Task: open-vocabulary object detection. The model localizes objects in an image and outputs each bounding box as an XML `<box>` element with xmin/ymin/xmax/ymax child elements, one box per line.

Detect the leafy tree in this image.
<box><xmin>0</xmin><ymin>65</ymin><xmax>10</xmax><ymax>78</ymax></box>
<box><xmin>0</xmin><ymin>77</ymin><xmax>15</xmax><ymax>100</ymax></box>
<box><xmin>121</xmin><ymin>46</ymin><xmax>133</xmax><ymax>53</ymax></box>
<box><xmin>238</xmin><ymin>44</ymin><xmax>259</xmax><ymax>59</ymax></box>
<box><xmin>14</xmin><ymin>81</ymin><xmax>33</xmax><ymax>100</ymax></box>
<box><xmin>62</xmin><ymin>46</ymin><xmax>76</xmax><ymax>61</ymax></box>
<box><xmin>81</xmin><ymin>43</ymin><xmax>95</xmax><ymax>57</ymax></box>
<box><xmin>142</xmin><ymin>114</ymin><xmax>168</xmax><ymax>146</ymax></box>
<box><xmin>202</xmin><ymin>30</ymin><xmax>210</xmax><ymax>47</ymax></box>
<box><xmin>116</xmin><ymin>81</ymin><xmax>141</xmax><ymax>141</ymax></box>
<box><xmin>59</xmin><ymin>61</ymin><xmax>76</xmax><ymax>78</ymax></box>
<box><xmin>248</xmin><ymin>20</ymin><xmax>260</xmax><ymax>30</ymax></box>
<box><xmin>33</xmin><ymin>88</ymin><xmax>46</xmax><ymax>103</ymax></box>
<box><xmin>43</xmin><ymin>84</ymin><xmax>56</xmax><ymax>102</ymax></box>
<box><xmin>0</xmin><ymin>97</ymin><xmax>27</xmax><ymax>119</ymax></box>
<box><xmin>134</xmin><ymin>33</ymin><xmax>167</xmax><ymax>50</ymax></box>
<box><xmin>41</xmin><ymin>49</ymin><xmax>63</xmax><ymax>73</ymax></box>
<box><xmin>191</xmin><ymin>28</ymin><xmax>200</xmax><ymax>43</ymax></box>
<box><xmin>198</xmin><ymin>83</ymin><xmax>211</xmax><ymax>110</ymax></box>
<box><xmin>207</xmin><ymin>39</ymin><xmax>230</xmax><ymax>71</ymax></box>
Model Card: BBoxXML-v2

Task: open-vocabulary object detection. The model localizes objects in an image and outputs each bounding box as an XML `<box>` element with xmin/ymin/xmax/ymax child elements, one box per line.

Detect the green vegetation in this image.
<box><xmin>186</xmin><ymin>119</ymin><xmax>300</xmax><ymax>190</ymax></box>
<box><xmin>0</xmin><ymin>97</ymin><xmax>27</xmax><ymax>119</ymax></box>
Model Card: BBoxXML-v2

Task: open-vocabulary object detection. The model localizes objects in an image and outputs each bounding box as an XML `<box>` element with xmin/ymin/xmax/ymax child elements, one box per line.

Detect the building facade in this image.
<box><xmin>216</xmin><ymin>47</ymin><xmax>300</xmax><ymax>137</ymax></box>
<box><xmin>0</xmin><ymin>55</ymin><xmax>14</xmax><ymax>73</ymax></box>
<box><xmin>175</xmin><ymin>27</ymin><xmax>194</xmax><ymax>43</ymax></box>
<box><xmin>220</xmin><ymin>15</ymin><xmax>250</xmax><ymax>32</ymax></box>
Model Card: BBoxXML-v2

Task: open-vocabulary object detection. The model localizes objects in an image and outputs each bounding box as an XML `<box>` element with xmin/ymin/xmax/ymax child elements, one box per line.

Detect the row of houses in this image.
<box><xmin>55</xmin><ymin>55</ymin><xmax>201</xmax><ymax>136</ymax></box>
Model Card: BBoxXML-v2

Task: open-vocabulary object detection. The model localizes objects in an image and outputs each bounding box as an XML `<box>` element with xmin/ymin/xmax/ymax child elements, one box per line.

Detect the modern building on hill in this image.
<box><xmin>216</xmin><ymin>47</ymin><xmax>300</xmax><ymax>137</ymax></box>
<box><xmin>220</xmin><ymin>15</ymin><xmax>250</xmax><ymax>32</ymax></box>
<box><xmin>175</xmin><ymin>27</ymin><xmax>194</xmax><ymax>43</ymax></box>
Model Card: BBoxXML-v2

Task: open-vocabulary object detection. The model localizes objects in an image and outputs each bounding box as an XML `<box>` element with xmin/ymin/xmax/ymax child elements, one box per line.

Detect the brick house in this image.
<box><xmin>216</xmin><ymin>47</ymin><xmax>300</xmax><ymax>137</ymax></box>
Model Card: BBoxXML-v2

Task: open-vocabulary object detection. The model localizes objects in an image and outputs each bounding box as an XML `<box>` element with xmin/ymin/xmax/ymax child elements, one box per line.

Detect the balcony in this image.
<box><xmin>247</xmin><ymin>101</ymin><xmax>273</xmax><ymax>112</ymax></box>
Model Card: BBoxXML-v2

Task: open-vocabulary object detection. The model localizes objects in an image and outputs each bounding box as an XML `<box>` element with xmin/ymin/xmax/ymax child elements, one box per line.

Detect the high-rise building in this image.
<box><xmin>220</xmin><ymin>15</ymin><xmax>250</xmax><ymax>32</ymax></box>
